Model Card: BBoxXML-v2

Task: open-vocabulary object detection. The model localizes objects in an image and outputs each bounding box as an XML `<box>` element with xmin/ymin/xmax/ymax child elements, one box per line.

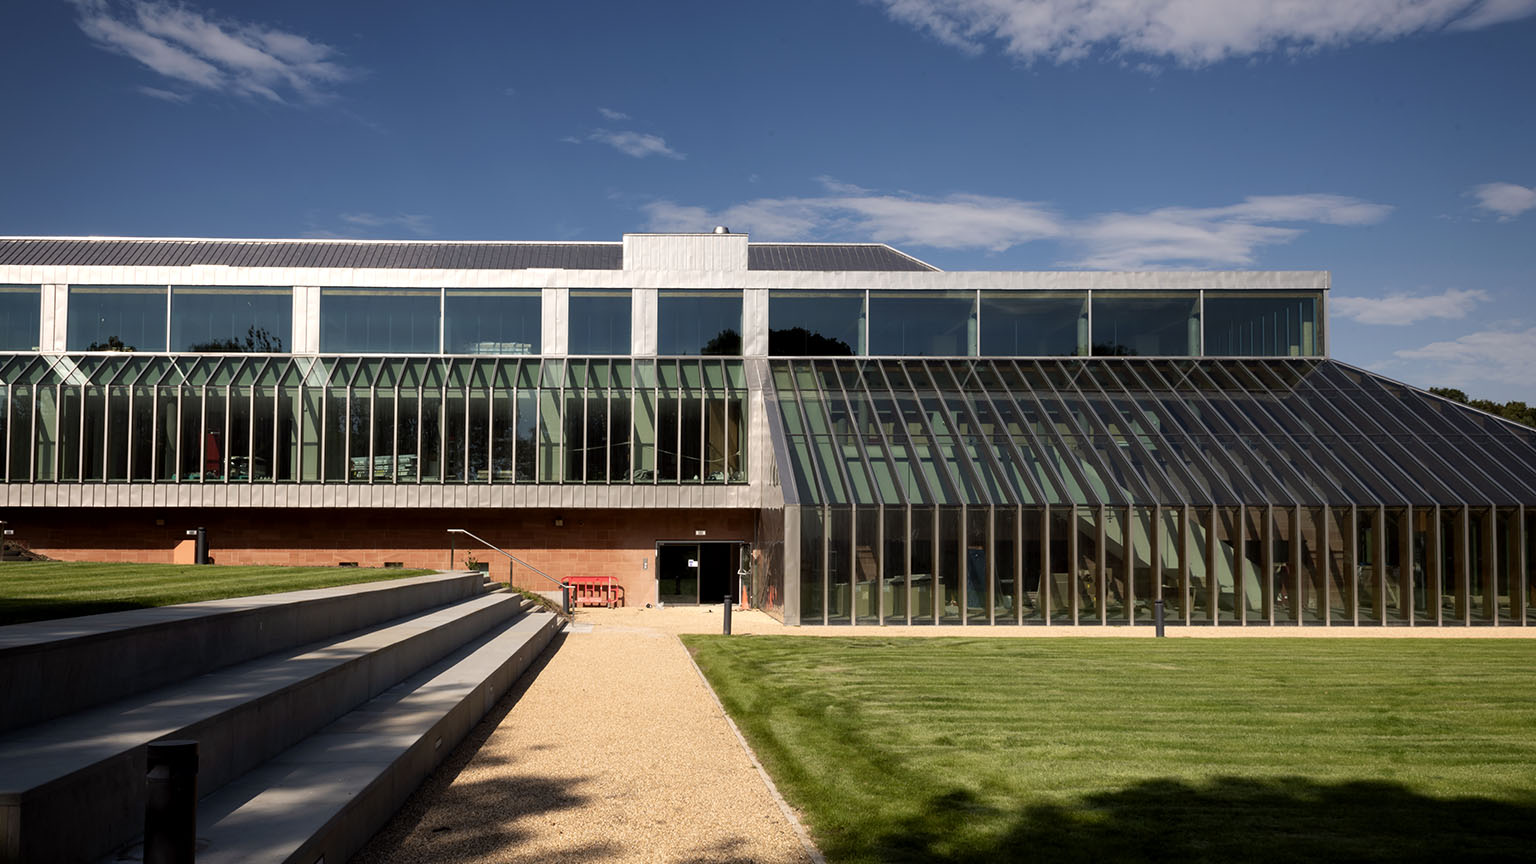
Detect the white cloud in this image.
<box><xmin>588</xmin><ymin>129</ymin><xmax>685</xmax><ymax>159</ymax></box>
<box><xmin>1469</xmin><ymin>182</ymin><xmax>1536</xmax><ymax>220</ymax></box>
<box><xmin>69</xmin><ymin>0</ymin><xmax>353</xmax><ymax>103</ymax></box>
<box><xmin>868</xmin><ymin>0</ymin><xmax>1536</xmax><ymax>65</ymax></box>
<box><xmin>338</xmin><ymin>212</ymin><xmax>433</xmax><ymax>237</ymax></box>
<box><xmin>597</xmin><ymin>106</ymin><xmax>630</xmax><ymax>121</ymax></box>
<box><xmin>1391</xmin><ymin>326</ymin><xmax>1536</xmax><ymax>390</ymax></box>
<box><xmin>1331</xmin><ymin>287</ymin><xmax>1488</xmax><ymax>325</ymax></box>
<box><xmin>644</xmin><ymin>184</ymin><xmax>1388</xmax><ymax>266</ymax></box>
<box><xmin>136</xmin><ymin>85</ymin><xmax>188</xmax><ymax>102</ymax></box>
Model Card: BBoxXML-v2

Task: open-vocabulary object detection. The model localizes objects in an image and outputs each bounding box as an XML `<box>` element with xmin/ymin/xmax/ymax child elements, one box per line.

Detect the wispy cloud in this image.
<box><xmin>338</xmin><ymin>212</ymin><xmax>434</xmax><ymax>237</ymax></box>
<box><xmin>1390</xmin><ymin>325</ymin><xmax>1536</xmax><ymax>390</ymax></box>
<box><xmin>868</xmin><ymin>0</ymin><xmax>1536</xmax><ymax>66</ymax></box>
<box><xmin>1331</xmin><ymin>287</ymin><xmax>1489</xmax><ymax>325</ymax></box>
<box><xmin>597</xmin><ymin>106</ymin><xmax>630</xmax><ymax>121</ymax></box>
<box><xmin>1468</xmin><ymin>181</ymin><xmax>1536</xmax><ymax>220</ymax></box>
<box><xmin>588</xmin><ymin>129</ymin><xmax>685</xmax><ymax>160</ymax></box>
<box><xmin>644</xmin><ymin>183</ymin><xmax>1388</xmax><ymax>267</ymax></box>
<box><xmin>68</xmin><ymin>0</ymin><xmax>354</xmax><ymax>103</ymax></box>
<box><xmin>136</xmin><ymin>84</ymin><xmax>188</xmax><ymax>102</ymax></box>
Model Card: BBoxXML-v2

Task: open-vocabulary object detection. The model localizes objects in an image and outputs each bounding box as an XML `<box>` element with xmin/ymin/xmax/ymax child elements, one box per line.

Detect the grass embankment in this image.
<box><xmin>0</xmin><ymin>562</ymin><xmax>435</xmax><ymax>625</ymax></box>
<box><xmin>685</xmin><ymin>636</ymin><xmax>1536</xmax><ymax>864</ymax></box>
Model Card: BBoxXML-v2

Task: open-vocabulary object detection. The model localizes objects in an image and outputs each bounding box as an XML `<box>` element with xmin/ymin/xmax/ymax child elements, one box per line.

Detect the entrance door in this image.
<box><xmin>657</xmin><ymin>542</ymin><xmax>744</xmax><ymax>604</ymax></box>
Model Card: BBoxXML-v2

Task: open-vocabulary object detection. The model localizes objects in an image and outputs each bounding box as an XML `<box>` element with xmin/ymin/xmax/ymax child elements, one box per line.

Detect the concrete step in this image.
<box><xmin>0</xmin><ymin>591</ymin><xmax>530</xmax><ymax>864</ymax></box>
<box><xmin>192</xmin><ymin>610</ymin><xmax>562</xmax><ymax>864</ymax></box>
<box><xmin>0</xmin><ymin>571</ymin><xmax>488</xmax><ymax>734</ymax></box>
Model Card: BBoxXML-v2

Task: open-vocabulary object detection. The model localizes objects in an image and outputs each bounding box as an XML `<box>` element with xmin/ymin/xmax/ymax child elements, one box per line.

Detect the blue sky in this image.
<box><xmin>1</xmin><ymin>0</ymin><xmax>1533</xmax><ymax>399</ymax></box>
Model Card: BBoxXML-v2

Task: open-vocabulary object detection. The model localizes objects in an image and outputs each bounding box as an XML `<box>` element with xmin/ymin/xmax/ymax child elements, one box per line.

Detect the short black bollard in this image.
<box><xmin>194</xmin><ymin>527</ymin><xmax>209</xmax><ymax>565</ymax></box>
<box><xmin>1154</xmin><ymin>598</ymin><xmax>1166</xmax><ymax>638</ymax></box>
<box><xmin>723</xmin><ymin>593</ymin><xmax>732</xmax><ymax>635</ymax></box>
<box><xmin>145</xmin><ymin>740</ymin><xmax>198</xmax><ymax>864</ymax></box>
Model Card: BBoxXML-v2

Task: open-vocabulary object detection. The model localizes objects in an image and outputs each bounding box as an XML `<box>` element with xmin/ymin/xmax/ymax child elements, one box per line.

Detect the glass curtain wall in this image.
<box><xmin>868</xmin><ymin>292</ymin><xmax>976</xmax><ymax>356</ymax></box>
<box><xmin>170</xmin><ymin>287</ymin><xmax>292</xmax><ymax>352</ymax></box>
<box><xmin>0</xmin><ymin>286</ymin><xmax>41</xmax><ymax>351</ymax></box>
<box><xmin>767</xmin><ymin>357</ymin><xmax>1536</xmax><ymax>626</ymax></box>
<box><xmin>1092</xmin><ymin>293</ymin><xmax>1199</xmax><ymax>356</ymax></box>
<box><xmin>320</xmin><ymin>289</ymin><xmax>439</xmax><ymax>353</ymax></box>
<box><xmin>980</xmin><ymin>292</ymin><xmax>1087</xmax><ymax>356</ymax></box>
<box><xmin>0</xmin><ymin>354</ymin><xmax>745</xmax><ymax>486</ymax></box>
<box><xmin>1204</xmin><ymin>293</ymin><xmax>1321</xmax><ymax>357</ymax></box>
<box><xmin>444</xmin><ymin>289</ymin><xmax>541</xmax><ymax>354</ymax></box>
<box><xmin>67</xmin><ymin>287</ymin><xmax>168</xmax><ymax>352</ymax></box>
<box><xmin>769</xmin><ymin>290</ymin><xmax>864</xmax><ymax>355</ymax></box>
<box><xmin>569</xmin><ymin>290</ymin><xmax>631</xmax><ymax>354</ymax></box>
<box><xmin>658</xmin><ymin>290</ymin><xmax>742</xmax><ymax>355</ymax></box>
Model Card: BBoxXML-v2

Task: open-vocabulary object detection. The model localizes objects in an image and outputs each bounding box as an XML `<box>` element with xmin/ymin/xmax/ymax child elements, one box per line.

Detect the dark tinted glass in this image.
<box><xmin>868</xmin><ymin>292</ymin><xmax>974</xmax><ymax>356</ymax></box>
<box><xmin>171</xmin><ymin>287</ymin><xmax>291</xmax><ymax>352</ymax></box>
<box><xmin>569</xmin><ymin>290</ymin><xmax>630</xmax><ymax>354</ymax></box>
<box><xmin>980</xmin><ymin>293</ymin><xmax>1085</xmax><ymax>356</ymax></box>
<box><xmin>67</xmin><ymin>286</ymin><xmax>167</xmax><ymax>351</ymax></box>
<box><xmin>770</xmin><ymin>291</ymin><xmax>862</xmax><ymax>355</ymax></box>
<box><xmin>320</xmin><ymin>288</ymin><xmax>439</xmax><ymax>353</ymax></box>
<box><xmin>444</xmin><ymin>289</ymin><xmax>540</xmax><ymax>354</ymax></box>
<box><xmin>1204</xmin><ymin>293</ymin><xmax>1321</xmax><ymax>356</ymax></box>
<box><xmin>1091</xmin><ymin>293</ymin><xmax>1198</xmax><ymax>356</ymax></box>
<box><xmin>658</xmin><ymin>290</ymin><xmax>741</xmax><ymax>355</ymax></box>
<box><xmin>0</xmin><ymin>286</ymin><xmax>40</xmax><ymax>350</ymax></box>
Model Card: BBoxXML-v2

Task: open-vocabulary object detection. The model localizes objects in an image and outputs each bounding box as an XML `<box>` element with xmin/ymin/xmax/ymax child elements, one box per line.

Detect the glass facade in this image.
<box><xmin>320</xmin><ymin>289</ymin><xmax>439</xmax><ymax>353</ymax></box>
<box><xmin>0</xmin><ymin>286</ymin><xmax>40</xmax><ymax>351</ymax></box>
<box><xmin>868</xmin><ymin>291</ymin><xmax>976</xmax><ymax>356</ymax></box>
<box><xmin>658</xmin><ymin>290</ymin><xmax>742</xmax><ymax>355</ymax></box>
<box><xmin>0</xmin><ymin>354</ymin><xmax>745</xmax><ymax>486</ymax></box>
<box><xmin>171</xmin><ymin>287</ymin><xmax>292</xmax><ymax>352</ymax></box>
<box><xmin>67</xmin><ymin>286</ymin><xmax>168</xmax><ymax>352</ymax></box>
<box><xmin>769</xmin><ymin>290</ymin><xmax>863</xmax><ymax>356</ymax></box>
<box><xmin>444</xmin><ymin>289</ymin><xmax>541</xmax><ymax>355</ymax></box>
<box><xmin>569</xmin><ymin>290</ymin><xmax>631</xmax><ymax>355</ymax></box>
<box><xmin>1204</xmin><ymin>292</ymin><xmax>1320</xmax><ymax>356</ymax></box>
<box><xmin>979</xmin><ymin>292</ymin><xmax>1087</xmax><ymax>356</ymax></box>
<box><xmin>766</xmin><ymin>357</ymin><xmax>1536</xmax><ymax>626</ymax></box>
<box><xmin>1091</xmin><ymin>293</ymin><xmax>1199</xmax><ymax>356</ymax></box>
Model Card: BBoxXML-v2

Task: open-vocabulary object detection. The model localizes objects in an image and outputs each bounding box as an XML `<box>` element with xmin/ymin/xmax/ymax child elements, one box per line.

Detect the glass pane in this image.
<box><xmin>569</xmin><ymin>290</ymin><xmax>630</xmax><ymax>355</ymax></box>
<box><xmin>659</xmin><ymin>291</ymin><xmax>741</xmax><ymax>355</ymax></box>
<box><xmin>1091</xmin><ymin>293</ymin><xmax>1198</xmax><ymax>357</ymax></box>
<box><xmin>444</xmin><ymin>289</ymin><xmax>540</xmax><ymax>355</ymax></box>
<box><xmin>966</xmin><ymin>508</ymin><xmax>989</xmax><ymax>623</ymax></box>
<box><xmin>320</xmin><ymin>289</ymin><xmax>439</xmax><ymax>353</ymax></box>
<box><xmin>1203</xmin><ymin>293</ymin><xmax>1320</xmax><ymax>357</ymax></box>
<box><xmin>800</xmin><ymin>508</ymin><xmax>825</xmax><ymax>622</ymax></box>
<box><xmin>828</xmin><ymin>508</ymin><xmax>852</xmax><ymax>624</ymax></box>
<box><xmin>855</xmin><ymin>508</ymin><xmax>880</xmax><ymax>624</ymax></box>
<box><xmin>1048</xmin><ymin>508</ymin><xmax>1072</xmax><ymax>622</ymax></box>
<box><xmin>0</xmin><ymin>286</ymin><xmax>41</xmax><ymax>350</ymax></box>
<box><xmin>994</xmin><ymin>508</ymin><xmax>1017</xmax><ymax>621</ymax></box>
<box><xmin>769</xmin><ymin>291</ymin><xmax>863</xmax><ymax>355</ymax></box>
<box><xmin>980</xmin><ymin>293</ymin><xmax>1086</xmax><ymax>356</ymax></box>
<box><xmin>910</xmin><ymin>507</ymin><xmax>935</xmax><ymax>623</ymax></box>
<box><xmin>1021</xmin><ymin>507</ymin><xmax>1043</xmax><ymax>622</ymax></box>
<box><xmin>868</xmin><ymin>292</ymin><xmax>975</xmax><ymax>356</ymax></box>
<box><xmin>68</xmin><ymin>287</ymin><xmax>167</xmax><ymax>352</ymax></box>
<box><xmin>171</xmin><ymin>287</ymin><xmax>291</xmax><ymax>352</ymax></box>
<box><xmin>883</xmin><ymin>508</ymin><xmax>908</xmax><ymax>623</ymax></box>
<box><xmin>1077</xmin><ymin>508</ymin><xmax>1102</xmax><ymax>623</ymax></box>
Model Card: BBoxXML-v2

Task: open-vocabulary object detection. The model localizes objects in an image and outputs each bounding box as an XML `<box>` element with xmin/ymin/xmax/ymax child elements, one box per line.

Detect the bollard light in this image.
<box><xmin>1154</xmin><ymin>598</ymin><xmax>1166</xmax><ymax>638</ymax></box>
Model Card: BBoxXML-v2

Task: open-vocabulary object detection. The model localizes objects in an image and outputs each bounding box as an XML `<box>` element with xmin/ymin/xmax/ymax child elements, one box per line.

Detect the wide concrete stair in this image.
<box><xmin>0</xmin><ymin>571</ymin><xmax>562</xmax><ymax>864</ymax></box>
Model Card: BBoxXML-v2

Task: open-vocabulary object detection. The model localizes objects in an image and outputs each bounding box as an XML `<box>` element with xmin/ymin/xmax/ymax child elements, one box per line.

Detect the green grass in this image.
<box><xmin>684</xmin><ymin>636</ymin><xmax>1536</xmax><ymax>864</ymax></box>
<box><xmin>0</xmin><ymin>561</ymin><xmax>435</xmax><ymax>625</ymax></box>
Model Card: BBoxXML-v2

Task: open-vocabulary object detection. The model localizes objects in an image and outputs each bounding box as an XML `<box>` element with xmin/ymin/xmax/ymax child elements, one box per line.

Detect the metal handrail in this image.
<box><xmin>446</xmin><ymin>528</ymin><xmax>564</xmax><ymax>589</ymax></box>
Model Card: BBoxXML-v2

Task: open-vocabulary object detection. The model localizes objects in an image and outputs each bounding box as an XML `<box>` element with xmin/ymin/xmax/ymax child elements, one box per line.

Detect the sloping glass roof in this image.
<box><xmin>765</xmin><ymin>358</ymin><xmax>1536</xmax><ymax>509</ymax></box>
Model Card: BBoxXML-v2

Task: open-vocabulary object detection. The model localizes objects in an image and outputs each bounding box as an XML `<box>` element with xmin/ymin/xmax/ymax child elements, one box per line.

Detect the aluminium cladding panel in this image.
<box><xmin>622</xmin><ymin>234</ymin><xmax>749</xmax><ymax>272</ymax></box>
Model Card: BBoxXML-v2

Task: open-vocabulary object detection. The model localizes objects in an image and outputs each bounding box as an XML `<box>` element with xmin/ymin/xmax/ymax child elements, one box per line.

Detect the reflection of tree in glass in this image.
<box><xmin>702</xmin><ymin>328</ymin><xmax>741</xmax><ymax>356</ymax></box>
<box><xmin>190</xmin><ymin>326</ymin><xmax>284</xmax><ymax>353</ymax></box>
<box><xmin>768</xmin><ymin>327</ymin><xmax>853</xmax><ymax>356</ymax></box>
<box><xmin>86</xmin><ymin>335</ymin><xmax>134</xmax><ymax>352</ymax></box>
<box><xmin>1091</xmin><ymin>342</ymin><xmax>1136</xmax><ymax>356</ymax></box>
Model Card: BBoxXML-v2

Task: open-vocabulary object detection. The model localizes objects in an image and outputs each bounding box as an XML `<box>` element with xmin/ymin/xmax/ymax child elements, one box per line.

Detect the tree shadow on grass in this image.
<box><xmin>855</xmin><ymin>777</ymin><xmax>1536</xmax><ymax>864</ymax></box>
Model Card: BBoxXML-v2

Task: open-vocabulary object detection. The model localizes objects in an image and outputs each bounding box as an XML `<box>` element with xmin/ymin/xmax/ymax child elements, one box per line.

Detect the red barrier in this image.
<box><xmin>566</xmin><ymin>576</ymin><xmax>625</xmax><ymax>608</ymax></box>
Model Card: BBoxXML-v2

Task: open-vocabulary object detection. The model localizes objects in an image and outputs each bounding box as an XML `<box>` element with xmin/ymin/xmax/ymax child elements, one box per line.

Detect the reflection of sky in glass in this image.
<box><xmin>569</xmin><ymin>291</ymin><xmax>631</xmax><ymax>354</ymax></box>
<box><xmin>0</xmin><ymin>286</ymin><xmax>40</xmax><ymax>351</ymax></box>
<box><xmin>320</xmin><ymin>289</ymin><xmax>439</xmax><ymax>353</ymax></box>
<box><xmin>769</xmin><ymin>292</ymin><xmax>862</xmax><ymax>355</ymax></box>
<box><xmin>445</xmin><ymin>290</ymin><xmax>541</xmax><ymax>354</ymax></box>
<box><xmin>869</xmin><ymin>293</ymin><xmax>973</xmax><ymax>356</ymax></box>
<box><xmin>172</xmin><ymin>288</ymin><xmax>291</xmax><ymax>352</ymax></box>
<box><xmin>980</xmin><ymin>294</ymin><xmax>1084</xmax><ymax>356</ymax></box>
<box><xmin>67</xmin><ymin>287</ymin><xmax>168</xmax><ymax>352</ymax></box>
<box><xmin>1091</xmin><ymin>295</ymin><xmax>1197</xmax><ymax>356</ymax></box>
<box><xmin>659</xmin><ymin>291</ymin><xmax>741</xmax><ymax>355</ymax></box>
<box><xmin>1204</xmin><ymin>294</ymin><xmax>1319</xmax><ymax>356</ymax></box>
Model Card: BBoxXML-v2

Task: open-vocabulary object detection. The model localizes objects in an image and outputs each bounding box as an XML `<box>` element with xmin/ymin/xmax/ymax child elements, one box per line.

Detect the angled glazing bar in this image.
<box><xmin>1133</xmin><ymin>361</ymin><xmax>1269</xmax><ymax>504</ymax></box>
<box><xmin>997</xmin><ymin>359</ymin><xmax>1108</xmax><ymax>507</ymax></box>
<box><xmin>934</xmin><ymin>362</ymin><xmax>1025</xmax><ymax>508</ymax></box>
<box><xmin>871</xmin><ymin>362</ymin><xmax>944</xmax><ymax>507</ymax></box>
<box><xmin>1186</xmin><ymin>363</ymin><xmax>1319</xmax><ymax>505</ymax></box>
<box><xmin>969</xmin><ymin>360</ymin><xmax>1059</xmax><ymax>506</ymax></box>
<box><xmin>886</xmin><ymin>361</ymin><xmax>964</xmax><ymax>505</ymax></box>
<box><xmin>1027</xmin><ymin>359</ymin><xmax>1152</xmax><ymax>505</ymax></box>
<box><xmin>1172</xmin><ymin>363</ymin><xmax>1304</xmax><ymax>506</ymax></box>
<box><xmin>1283</xmin><ymin>367</ymin><xmax>1435</xmax><ymax>506</ymax></box>
<box><xmin>915</xmin><ymin>360</ymin><xmax>999</xmax><ymax>507</ymax></box>
<box><xmin>1069</xmin><ymin>362</ymin><xmax>1186</xmax><ymax>505</ymax></box>
<box><xmin>847</xmin><ymin>360</ymin><xmax>911</xmax><ymax>510</ymax></box>
<box><xmin>1090</xmin><ymin>362</ymin><xmax>1214</xmax><ymax>505</ymax></box>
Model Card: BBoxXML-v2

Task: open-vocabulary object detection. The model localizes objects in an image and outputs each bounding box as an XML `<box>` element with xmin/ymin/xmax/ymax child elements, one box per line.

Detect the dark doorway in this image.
<box><xmin>656</xmin><ymin>541</ymin><xmax>744</xmax><ymax>604</ymax></box>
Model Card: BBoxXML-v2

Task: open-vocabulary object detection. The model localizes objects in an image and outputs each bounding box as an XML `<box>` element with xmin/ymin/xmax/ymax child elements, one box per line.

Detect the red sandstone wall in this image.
<box><xmin>8</xmin><ymin>507</ymin><xmax>755</xmax><ymax>608</ymax></box>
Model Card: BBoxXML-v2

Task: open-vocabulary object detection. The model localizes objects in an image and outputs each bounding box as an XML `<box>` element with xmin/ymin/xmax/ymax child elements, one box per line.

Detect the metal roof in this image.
<box><xmin>0</xmin><ymin>238</ymin><xmax>940</xmax><ymax>272</ymax></box>
<box><xmin>765</xmin><ymin>357</ymin><xmax>1536</xmax><ymax>508</ymax></box>
<box><xmin>747</xmin><ymin>243</ymin><xmax>937</xmax><ymax>272</ymax></box>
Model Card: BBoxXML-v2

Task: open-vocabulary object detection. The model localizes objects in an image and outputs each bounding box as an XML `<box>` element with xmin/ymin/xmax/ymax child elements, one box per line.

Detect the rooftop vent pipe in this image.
<box><xmin>713</xmin><ymin>225</ymin><xmax>730</xmax><ymax>234</ymax></box>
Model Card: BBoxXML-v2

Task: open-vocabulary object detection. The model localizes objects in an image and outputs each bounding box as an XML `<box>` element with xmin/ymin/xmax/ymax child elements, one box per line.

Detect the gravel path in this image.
<box><xmin>353</xmin><ymin>617</ymin><xmax>816</xmax><ymax>864</ymax></box>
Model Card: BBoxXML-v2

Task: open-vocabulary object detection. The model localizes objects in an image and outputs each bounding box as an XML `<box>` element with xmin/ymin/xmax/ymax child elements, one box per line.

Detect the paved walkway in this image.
<box><xmin>353</xmin><ymin>610</ymin><xmax>815</xmax><ymax>864</ymax></box>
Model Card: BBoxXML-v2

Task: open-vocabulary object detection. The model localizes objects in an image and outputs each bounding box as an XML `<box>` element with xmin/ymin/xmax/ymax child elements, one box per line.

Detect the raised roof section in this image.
<box><xmin>748</xmin><ymin>242</ymin><xmax>938</xmax><ymax>271</ymax></box>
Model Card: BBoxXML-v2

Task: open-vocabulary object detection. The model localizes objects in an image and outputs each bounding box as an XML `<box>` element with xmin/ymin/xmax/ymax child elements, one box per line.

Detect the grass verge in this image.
<box><xmin>0</xmin><ymin>561</ymin><xmax>435</xmax><ymax>625</ymax></box>
<box><xmin>684</xmin><ymin>636</ymin><xmax>1536</xmax><ymax>864</ymax></box>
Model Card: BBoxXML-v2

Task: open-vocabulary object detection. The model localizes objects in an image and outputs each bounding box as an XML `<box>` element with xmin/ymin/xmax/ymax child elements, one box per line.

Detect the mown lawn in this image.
<box><xmin>0</xmin><ymin>562</ymin><xmax>435</xmax><ymax>625</ymax></box>
<box><xmin>684</xmin><ymin>636</ymin><xmax>1536</xmax><ymax>864</ymax></box>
